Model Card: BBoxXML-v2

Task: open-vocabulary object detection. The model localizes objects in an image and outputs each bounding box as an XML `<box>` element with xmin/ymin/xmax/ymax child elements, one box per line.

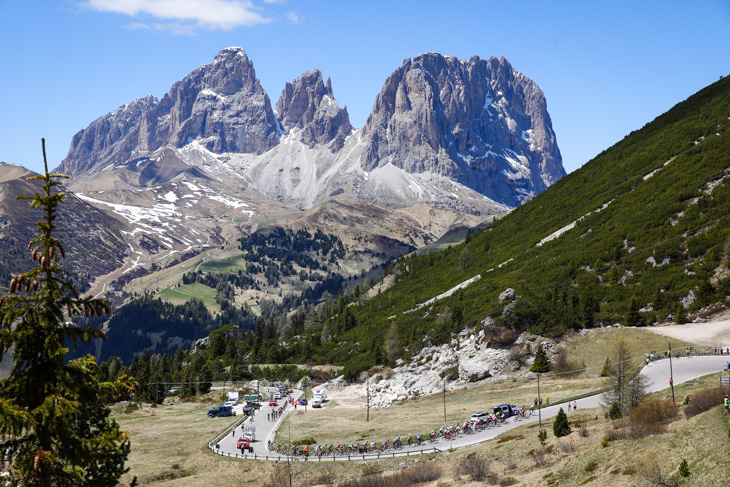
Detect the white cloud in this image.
<box><xmin>86</xmin><ymin>0</ymin><xmax>272</xmax><ymax>31</ymax></box>
<box><xmin>287</xmin><ymin>11</ymin><xmax>299</xmax><ymax>24</ymax></box>
<box><xmin>124</xmin><ymin>21</ymin><xmax>198</xmax><ymax>36</ymax></box>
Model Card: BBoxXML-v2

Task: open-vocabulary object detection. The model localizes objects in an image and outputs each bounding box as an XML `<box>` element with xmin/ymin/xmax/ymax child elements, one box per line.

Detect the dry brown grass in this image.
<box><xmin>276</xmin><ymin>375</ymin><xmax>603</xmax><ymax>446</ymax></box>
<box><xmin>112</xmin><ymin>358</ymin><xmax>730</xmax><ymax>487</ymax></box>
<box><xmin>607</xmin><ymin>397</ymin><xmax>677</xmax><ymax>440</ymax></box>
<box><xmin>560</xmin><ymin>327</ymin><xmax>697</xmax><ymax>378</ymax></box>
<box><xmin>684</xmin><ymin>385</ymin><xmax>729</xmax><ymax>418</ymax></box>
<box><xmin>338</xmin><ymin>462</ymin><xmax>442</xmax><ymax>487</ymax></box>
<box><xmin>457</xmin><ymin>453</ymin><xmax>490</xmax><ymax>481</ymax></box>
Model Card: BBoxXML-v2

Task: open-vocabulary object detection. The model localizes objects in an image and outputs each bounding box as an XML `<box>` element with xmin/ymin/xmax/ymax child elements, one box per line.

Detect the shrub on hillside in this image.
<box><xmin>608</xmin><ymin>397</ymin><xmax>676</xmax><ymax>440</ymax></box>
<box><xmin>684</xmin><ymin>385</ymin><xmax>728</xmax><ymax>418</ymax></box>
<box><xmin>552</xmin><ymin>348</ymin><xmax>585</xmax><ymax>375</ymax></box>
<box><xmin>265</xmin><ymin>466</ymin><xmax>289</xmax><ymax>487</ymax></box>
<box><xmin>339</xmin><ymin>463</ymin><xmax>442</xmax><ymax>487</ymax></box>
<box><xmin>458</xmin><ymin>454</ymin><xmax>491</xmax><ymax>481</ymax></box>
<box><xmin>401</xmin><ymin>463</ymin><xmax>442</xmax><ymax>484</ymax></box>
<box><xmin>630</xmin><ymin>397</ymin><xmax>677</xmax><ymax>424</ymax></box>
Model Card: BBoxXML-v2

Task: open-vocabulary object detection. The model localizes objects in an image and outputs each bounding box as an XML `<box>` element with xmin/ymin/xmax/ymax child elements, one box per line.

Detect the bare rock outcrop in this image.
<box><xmin>362</xmin><ymin>53</ymin><xmax>564</xmax><ymax>207</ymax></box>
<box><xmin>58</xmin><ymin>47</ymin><xmax>279</xmax><ymax>179</ymax></box>
<box><xmin>275</xmin><ymin>69</ymin><xmax>352</xmax><ymax>150</ymax></box>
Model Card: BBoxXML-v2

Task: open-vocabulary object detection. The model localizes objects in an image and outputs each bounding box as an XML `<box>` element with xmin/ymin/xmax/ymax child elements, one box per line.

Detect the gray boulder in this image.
<box><xmin>499</xmin><ymin>288</ymin><xmax>516</xmax><ymax>303</ymax></box>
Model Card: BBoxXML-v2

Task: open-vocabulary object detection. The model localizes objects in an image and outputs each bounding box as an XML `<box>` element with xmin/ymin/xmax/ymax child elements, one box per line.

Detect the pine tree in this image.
<box><xmin>626</xmin><ymin>296</ymin><xmax>640</xmax><ymax>327</ymax></box>
<box><xmin>600</xmin><ymin>356</ymin><xmax>613</xmax><ymax>377</ymax></box>
<box><xmin>678</xmin><ymin>458</ymin><xmax>690</xmax><ymax>477</ymax></box>
<box><xmin>530</xmin><ymin>343</ymin><xmax>550</xmax><ymax>373</ymax></box>
<box><xmin>0</xmin><ymin>140</ymin><xmax>135</xmax><ymax>486</ymax></box>
<box><xmin>602</xmin><ymin>339</ymin><xmax>647</xmax><ymax>413</ymax></box>
<box><xmin>552</xmin><ymin>408</ymin><xmax>571</xmax><ymax>437</ymax></box>
<box><xmin>675</xmin><ymin>301</ymin><xmax>687</xmax><ymax>324</ymax></box>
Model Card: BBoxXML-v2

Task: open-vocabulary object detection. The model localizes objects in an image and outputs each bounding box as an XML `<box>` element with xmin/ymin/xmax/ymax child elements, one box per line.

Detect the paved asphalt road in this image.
<box><xmin>211</xmin><ymin>356</ymin><xmax>729</xmax><ymax>461</ymax></box>
<box><xmin>212</xmin><ymin>387</ymin><xmax>303</xmax><ymax>459</ymax></box>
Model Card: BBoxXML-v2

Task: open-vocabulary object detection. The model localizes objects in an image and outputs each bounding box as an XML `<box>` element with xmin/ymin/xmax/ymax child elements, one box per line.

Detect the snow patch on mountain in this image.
<box><xmin>412</xmin><ymin>274</ymin><xmax>482</xmax><ymax>311</ymax></box>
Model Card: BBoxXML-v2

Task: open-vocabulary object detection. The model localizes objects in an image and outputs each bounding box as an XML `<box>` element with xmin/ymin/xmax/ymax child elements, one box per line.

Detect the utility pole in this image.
<box><xmin>287</xmin><ymin>422</ymin><xmax>293</xmax><ymax>487</ymax></box>
<box><xmin>537</xmin><ymin>373</ymin><xmax>542</xmax><ymax>428</ymax></box>
<box><xmin>669</xmin><ymin>341</ymin><xmax>676</xmax><ymax>406</ymax></box>
<box><xmin>366</xmin><ymin>376</ymin><xmax>370</xmax><ymax>422</ymax></box>
<box><xmin>443</xmin><ymin>378</ymin><xmax>447</xmax><ymax>422</ymax></box>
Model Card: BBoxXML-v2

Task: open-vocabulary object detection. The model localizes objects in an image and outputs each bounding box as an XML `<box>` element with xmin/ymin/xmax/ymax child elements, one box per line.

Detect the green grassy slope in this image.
<box><xmin>307</xmin><ymin>75</ymin><xmax>730</xmax><ymax>373</ymax></box>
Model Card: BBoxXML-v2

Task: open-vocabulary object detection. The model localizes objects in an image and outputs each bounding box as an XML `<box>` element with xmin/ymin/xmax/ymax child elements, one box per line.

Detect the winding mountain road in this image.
<box><xmin>210</xmin><ymin>356</ymin><xmax>729</xmax><ymax>461</ymax></box>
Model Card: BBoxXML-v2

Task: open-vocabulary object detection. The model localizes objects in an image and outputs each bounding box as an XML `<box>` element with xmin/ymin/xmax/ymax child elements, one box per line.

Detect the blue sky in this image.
<box><xmin>1</xmin><ymin>0</ymin><xmax>728</xmax><ymax>176</ymax></box>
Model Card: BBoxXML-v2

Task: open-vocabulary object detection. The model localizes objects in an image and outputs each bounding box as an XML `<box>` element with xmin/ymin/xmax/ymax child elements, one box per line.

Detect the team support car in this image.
<box><xmin>493</xmin><ymin>404</ymin><xmax>520</xmax><ymax>418</ymax></box>
<box><xmin>269</xmin><ymin>399</ymin><xmax>278</xmax><ymax>406</ymax></box>
<box><xmin>207</xmin><ymin>405</ymin><xmax>236</xmax><ymax>418</ymax></box>
<box><xmin>470</xmin><ymin>411</ymin><xmax>489</xmax><ymax>422</ymax></box>
<box><xmin>237</xmin><ymin>435</ymin><xmax>254</xmax><ymax>453</ymax></box>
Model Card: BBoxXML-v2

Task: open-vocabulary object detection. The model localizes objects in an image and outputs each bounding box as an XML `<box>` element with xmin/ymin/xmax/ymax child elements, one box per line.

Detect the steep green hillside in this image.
<box><xmin>97</xmin><ymin>75</ymin><xmax>730</xmax><ymax>382</ymax></box>
<box><xmin>305</xmin><ymin>75</ymin><xmax>730</xmax><ymax>374</ymax></box>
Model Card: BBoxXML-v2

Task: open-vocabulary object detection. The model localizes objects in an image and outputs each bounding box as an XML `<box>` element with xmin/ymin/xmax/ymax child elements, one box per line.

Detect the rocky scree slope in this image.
<box><xmin>56</xmin><ymin>48</ymin><xmax>564</xmax><ymax>214</ymax></box>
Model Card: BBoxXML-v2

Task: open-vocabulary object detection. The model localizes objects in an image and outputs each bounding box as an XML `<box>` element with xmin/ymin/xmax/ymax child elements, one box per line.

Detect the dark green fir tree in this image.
<box><xmin>552</xmin><ymin>408</ymin><xmax>571</xmax><ymax>437</ymax></box>
<box><xmin>0</xmin><ymin>140</ymin><xmax>136</xmax><ymax>486</ymax></box>
<box><xmin>530</xmin><ymin>343</ymin><xmax>551</xmax><ymax>373</ymax></box>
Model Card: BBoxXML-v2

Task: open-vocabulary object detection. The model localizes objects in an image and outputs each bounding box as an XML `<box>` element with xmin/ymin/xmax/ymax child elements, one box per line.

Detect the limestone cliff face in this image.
<box><xmin>58</xmin><ymin>47</ymin><xmax>279</xmax><ymax>178</ymax></box>
<box><xmin>361</xmin><ymin>53</ymin><xmax>564</xmax><ymax>207</ymax></box>
<box><xmin>275</xmin><ymin>69</ymin><xmax>352</xmax><ymax>150</ymax></box>
<box><xmin>57</xmin><ymin>48</ymin><xmax>564</xmax><ymax>212</ymax></box>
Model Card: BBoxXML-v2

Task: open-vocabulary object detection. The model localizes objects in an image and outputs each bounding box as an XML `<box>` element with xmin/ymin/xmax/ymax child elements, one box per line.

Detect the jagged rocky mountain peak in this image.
<box><xmin>57</xmin><ymin>48</ymin><xmax>564</xmax><ymax>213</ymax></box>
<box><xmin>199</xmin><ymin>46</ymin><xmax>258</xmax><ymax>95</ymax></box>
<box><xmin>362</xmin><ymin>51</ymin><xmax>564</xmax><ymax>207</ymax></box>
<box><xmin>275</xmin><ymin>68</ymin><xmax>352</xmax><ymax>149</ymax></box>
<box><xmin>57</xmin><ymin>47</ymin><xmax>279</xmax><ymax>179</ymax></box>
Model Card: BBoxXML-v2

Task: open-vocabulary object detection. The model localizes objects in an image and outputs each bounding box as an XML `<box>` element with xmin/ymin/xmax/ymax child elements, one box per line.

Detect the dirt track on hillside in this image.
<box><xmin>648</xmin><ymin>309</ymin><xmax>730</xmax><ymax>349</ymax></box>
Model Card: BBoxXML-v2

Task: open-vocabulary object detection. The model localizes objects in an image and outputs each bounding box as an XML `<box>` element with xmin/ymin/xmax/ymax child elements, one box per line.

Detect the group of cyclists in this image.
<box><xmin>268</xmin><ymin>406</ymin><xmax>532</xmax><ymax>457</ymax></box>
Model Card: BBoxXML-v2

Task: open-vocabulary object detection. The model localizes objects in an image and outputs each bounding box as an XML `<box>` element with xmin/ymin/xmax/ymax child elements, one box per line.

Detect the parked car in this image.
<box><xmin>312</xmin><ymin>398</ymin><xmax>322</xmax><ymax>408</ymax></box>
<box><xmin>237</xmin><ymin>436</ymin><xmax>254</xmax><ymax>452</ymax></box>
<box><xmin>224</xmin><ymin>400</ymin><xmax>236</xmax><ymax>408</ymax></box>
<box><xmin>297</xmin><ymin>398</ymin><xmax>307</xmax><ymax>406</ymax></box>
<box><xmin>269</xmin><ymin>399</ymin><xmax>278</xmax><ymax>406</ymax></box>
<box><xmin>207</xmin><ymin>405</ymin><xmax>236</xmax><ymax>418</ymax></box>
